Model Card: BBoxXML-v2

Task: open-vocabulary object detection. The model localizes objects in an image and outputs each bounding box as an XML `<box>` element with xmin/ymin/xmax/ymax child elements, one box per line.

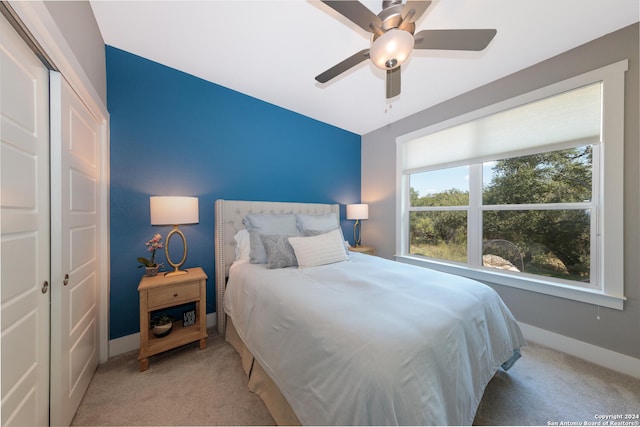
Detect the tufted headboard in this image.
<box><xmin>214</xmin><ymin>199</ymin><xmax>340</xmax><ymax>335</ymax></box>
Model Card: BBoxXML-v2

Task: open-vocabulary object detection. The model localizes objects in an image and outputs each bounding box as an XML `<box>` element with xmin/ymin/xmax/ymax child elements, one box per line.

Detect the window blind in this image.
<box><xmin>402</xmin><ymin>82</ymin><xmax>602</xmax><ymax>172</ymax></box>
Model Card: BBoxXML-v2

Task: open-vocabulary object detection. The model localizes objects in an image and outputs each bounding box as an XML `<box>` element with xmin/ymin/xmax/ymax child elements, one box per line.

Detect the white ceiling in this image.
<box><xmin>89</xmin><ymin>0</ymin><xmax>639</xmax><ymax>135</ymax></box>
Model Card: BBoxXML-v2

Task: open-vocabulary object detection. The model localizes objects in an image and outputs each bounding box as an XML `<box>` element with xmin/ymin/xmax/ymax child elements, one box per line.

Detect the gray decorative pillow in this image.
<box><xmin>243</xmin><ymin>214</ymin><xmax>297</xmax><ymax>264</ymax></box>
<box><xmin>260</xmin><ymin>234</ymin><xmax>298</xmax><ymax>269</ymax></box>
<box><xmin>296</xmin><ymin>213</ymin><xmax>338</xmax><ymax>233</ymax></box>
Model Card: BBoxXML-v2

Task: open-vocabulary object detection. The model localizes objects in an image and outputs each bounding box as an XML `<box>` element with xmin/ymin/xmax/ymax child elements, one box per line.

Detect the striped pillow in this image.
<box><xmin>288</xmin><ymin>228</ymin><xmax>348</xmax><ymax>268</ymax></box>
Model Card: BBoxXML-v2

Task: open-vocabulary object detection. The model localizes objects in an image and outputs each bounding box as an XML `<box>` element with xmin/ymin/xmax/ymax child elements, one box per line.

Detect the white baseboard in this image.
<box><xmin>519</xmin><ymin>322</ymin><xmax>640</xmax><ymax>379</ymax></box>
<box><xmin>109</xmin><ymin>313</ymin><xmax>218</xmax><ymax>358</ymax></box>
<box><xmin>108</xmin><ymin>331</ymin><xmax>138</xmax><ymax>358</ymax></box>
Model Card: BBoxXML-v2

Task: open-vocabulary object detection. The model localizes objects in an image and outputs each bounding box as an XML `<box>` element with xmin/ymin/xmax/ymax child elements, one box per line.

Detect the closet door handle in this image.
<box><xmin>41</xmin><ymin>281</ymin><xmax>49</xmax><ymax>294</ymax></box>
<box><xmin>63</xmin><ymin>274</ymin><xmax>69</xmax><ymax>286</ymax></box>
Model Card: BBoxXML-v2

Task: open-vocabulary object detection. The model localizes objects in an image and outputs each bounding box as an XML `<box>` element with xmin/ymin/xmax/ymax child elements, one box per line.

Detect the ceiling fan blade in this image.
<box><xmin>321</xmin><ymin>1</ymin><xmax>382</xmax><ymax>33</ymax></box>
<box><xmin>386</xmin><ymin>67</ymin><xmax>401</xmax><ymax>99</ymax></box>
<box><xmin>401</xmin><ymin>1</ymin><xmax>432</xmax><ymax>23</ymax></box>
<box><xmin>413</xmin><ymin>29</ymin><xmax>497</xmax><ymax>51</ymax></box>
<box><xmin>315</xmin><ymin>49</ymin><xmax>370</xmax><ymax>83</ymax></box>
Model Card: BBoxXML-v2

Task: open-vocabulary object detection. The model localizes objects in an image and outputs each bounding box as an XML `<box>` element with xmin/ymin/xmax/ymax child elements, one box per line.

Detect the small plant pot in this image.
<box><xmin>152</xmin><ymin>322</ymin><xmax>172</xmax><ymax>338</ymax></box>
<box><xmin>151</xmin><ymin>314</ymin><xmax>174</xmax><ymax>338</ymax></box>
<box><xmin>145</xmin><ymin>266</ymin><xmax>159</xmax><ymax>277</ymax></box>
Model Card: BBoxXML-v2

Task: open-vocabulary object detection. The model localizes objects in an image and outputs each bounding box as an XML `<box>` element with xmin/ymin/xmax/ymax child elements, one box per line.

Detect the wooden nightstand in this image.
<box><xmin>349</xmin><ymin>245</ymin><xmax>376</xmax><ymax>255</ymax></box>
<box><xmin>137</xmin><ymin>267</ymin><xmax>208</xmax><ymax>371</ymax></box>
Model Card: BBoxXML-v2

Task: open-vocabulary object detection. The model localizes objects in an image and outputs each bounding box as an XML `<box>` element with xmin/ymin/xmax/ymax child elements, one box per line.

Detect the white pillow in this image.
<box><xmin>288</xmin><ymin>228</ymin><xmax>348</xmax><ymax>268</ymax></box>
<box><xmin>234</xmin><ymin>229</ymin><xmax>250</xmax><ymax>262</ymax></box>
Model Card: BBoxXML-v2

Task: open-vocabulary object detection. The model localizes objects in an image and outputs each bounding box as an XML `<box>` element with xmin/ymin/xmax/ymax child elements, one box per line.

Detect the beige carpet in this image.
<box><xmin>71</xmin><ymin>330</ymin><xmax>640</xmax><ymax>426</ymax></box>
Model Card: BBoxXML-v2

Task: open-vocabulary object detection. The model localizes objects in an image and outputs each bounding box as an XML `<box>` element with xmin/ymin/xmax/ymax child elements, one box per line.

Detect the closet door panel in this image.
<box><xmin>0</xmin><ymin>13</ymin><xmax>50</xmax><ymax>427</ymax></box>
<box><xmin>50</xmin><ymin>72</ymin><xmax>101</xmax><ymax>427</ymax></box>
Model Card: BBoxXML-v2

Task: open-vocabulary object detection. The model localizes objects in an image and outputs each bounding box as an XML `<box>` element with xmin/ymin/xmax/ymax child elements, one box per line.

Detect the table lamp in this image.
<box><xmin>346</xmin><ymin>204</ymin><xmax>368</xmax><ymax>247</ymax></box>
<box><xmin>150</xmin><ymin>196</ymin><xmax>199</xmax><ymax>276</ymax></box>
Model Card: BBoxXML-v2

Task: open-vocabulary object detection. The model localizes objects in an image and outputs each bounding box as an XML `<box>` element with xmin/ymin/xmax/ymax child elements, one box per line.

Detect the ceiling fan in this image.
<box><xmin>315</xmin><ymin>0</ymin><xmax>497</xmax><ymax>99</ymax></box>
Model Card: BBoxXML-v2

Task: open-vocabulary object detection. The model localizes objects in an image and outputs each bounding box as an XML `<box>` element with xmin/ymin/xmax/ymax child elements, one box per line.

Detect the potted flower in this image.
<box><xmin>138</xmin><ymin>233</ymin><xmax>164</xmax><ymax>277</ymax></box>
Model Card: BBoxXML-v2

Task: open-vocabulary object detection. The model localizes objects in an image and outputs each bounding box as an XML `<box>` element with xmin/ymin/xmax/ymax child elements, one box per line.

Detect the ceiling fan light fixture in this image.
<box><xmin>370</xmin><ymin>28</ymin><xmax>414</xmax><ymax>70</ymax></box>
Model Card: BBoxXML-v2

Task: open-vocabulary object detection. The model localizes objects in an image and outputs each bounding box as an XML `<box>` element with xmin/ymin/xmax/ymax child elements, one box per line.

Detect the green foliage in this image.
<box><xmin>410</xmin><ymin>188</ymin><xmax>468</xmax><ymax>247</ymax></box>
<box><xmin>137</xmin><ymin>257</ymin><xmax>156</xmax><ymax>267</ymax></box>
<box><xmin>484</xmin><ymin>146</ymin><xmax>592</xmax><ymax>205</ymax></box>
<box><xmin>410</xmin><ymin>146</ymin><xmax>592</xmax><ymax>281</ymax></box>
<box><xmin>410</xmin><ymin>243</ymin><xmax>467</xmax><ymax>263</ymax></box>
<box><xmin>411</xmin><ymin>187</ymin><xmax>469</xmax><ymax>207</ymax></box>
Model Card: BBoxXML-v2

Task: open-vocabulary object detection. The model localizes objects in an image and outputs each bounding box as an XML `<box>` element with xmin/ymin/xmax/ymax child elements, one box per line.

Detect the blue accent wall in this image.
<box><xmin>107</xmin><ymin>46</ymin><xmax>361</xmax><ymax>339</ymax></box>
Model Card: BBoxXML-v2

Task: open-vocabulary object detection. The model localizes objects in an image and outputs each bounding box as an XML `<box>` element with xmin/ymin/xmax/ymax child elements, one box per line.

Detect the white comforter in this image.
<box><xmin>224</xmin><ymin>253</ymin><xmax>525</xmax><ymax>426</ymax></box>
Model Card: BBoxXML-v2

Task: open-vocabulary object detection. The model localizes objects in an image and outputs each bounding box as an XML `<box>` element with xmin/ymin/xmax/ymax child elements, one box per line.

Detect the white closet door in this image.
<box><xmin>0</xmin><ymin>13</ymin><xmax>51</xmax><ymax>427</ymax></box>
<box><xmin>49</xmin><ymin>72</ymin><xmax>101</xmax><ymax>426</ymax></box>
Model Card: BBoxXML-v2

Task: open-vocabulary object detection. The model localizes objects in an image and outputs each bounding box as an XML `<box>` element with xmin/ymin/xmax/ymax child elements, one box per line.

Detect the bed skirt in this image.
<box><xmin>225</xmin><ymin>318</ymin><xmax>301</xmax><ymax>426</ymax></box>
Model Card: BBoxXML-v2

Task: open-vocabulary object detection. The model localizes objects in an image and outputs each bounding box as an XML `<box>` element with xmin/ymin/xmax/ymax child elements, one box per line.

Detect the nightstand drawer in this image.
<box><xmin>147</xmin><ymin>282</ymin><xmax>200</xmax><ymax>308</ymax></box>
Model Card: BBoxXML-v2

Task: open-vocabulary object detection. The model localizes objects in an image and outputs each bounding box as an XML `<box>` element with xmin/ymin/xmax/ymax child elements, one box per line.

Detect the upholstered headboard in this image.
<box><xmin>214</xmin><ymin>199</ymin><xmax>340</xmax><ymax>335</ymax></box>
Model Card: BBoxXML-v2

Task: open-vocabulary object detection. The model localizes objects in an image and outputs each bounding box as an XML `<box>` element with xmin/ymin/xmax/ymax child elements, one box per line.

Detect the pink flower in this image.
<box><xmin>138</xmin><ymin>233</ymin><xmax>164</xmax><ymax>267</ymax></box>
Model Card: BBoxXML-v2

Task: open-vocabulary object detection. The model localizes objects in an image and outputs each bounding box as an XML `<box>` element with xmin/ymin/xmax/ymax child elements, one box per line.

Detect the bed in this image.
<box><xmin>214</xmin><ymin>199</ymin><xmax>525</xmax><ymax>426</ymax></box>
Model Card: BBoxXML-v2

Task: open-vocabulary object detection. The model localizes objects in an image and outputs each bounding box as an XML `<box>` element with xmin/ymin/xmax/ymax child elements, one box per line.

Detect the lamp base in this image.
<box><xmin>353</xmin><ymin>219</ymin><xmax>362</xmax><ymax>247</ymax></box>
<box><xmin>164</xmin><ymin>225</ymin><xmax>189</xmax><ymax>276</ymax></box>
<box><xmin>164</xmin><ymin>269</ymin><xmax>188</xmax><ymax>277</ymax></box>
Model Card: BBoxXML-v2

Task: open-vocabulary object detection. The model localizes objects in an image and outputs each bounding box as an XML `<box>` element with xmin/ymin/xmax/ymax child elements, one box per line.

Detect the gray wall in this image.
<box><xmin>361</xmin><ymin>23</ymin><xmax>639</xmax><ymax>359</ymax></box>
<box><xmin>44</xmin><ymin>0</ymin><xmax>106</xmax><ymax>104</ymax></box>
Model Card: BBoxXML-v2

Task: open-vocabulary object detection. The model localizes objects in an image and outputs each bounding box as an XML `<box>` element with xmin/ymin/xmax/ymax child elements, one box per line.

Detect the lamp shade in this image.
<box><xmin>369</xmin><ymin>29</ymin><xmax>414</xmax><ymax>70</ymax></box>
<box><xmin>150</xmin><ymin>196</ymin><xmax>199</xmax><ymax>225</ymax></box>
<box><xmin>347</xmin><ymin>204</ymin><xmax>369</xmax><ymax>220</ymax></box>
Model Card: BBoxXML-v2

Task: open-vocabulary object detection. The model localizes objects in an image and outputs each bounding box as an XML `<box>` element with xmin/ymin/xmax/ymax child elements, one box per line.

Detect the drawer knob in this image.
<box><xmin>173</xmin><ymin>292</ymin><xmax>178</xmax><ymax>297</ymax></box>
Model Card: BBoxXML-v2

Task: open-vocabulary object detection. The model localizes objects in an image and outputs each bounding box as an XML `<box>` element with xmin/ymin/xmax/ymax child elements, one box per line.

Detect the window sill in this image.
<box><xmin>395</xmin><ymin>255</ymin><xmax>625</xmax><ymax>310</ymax></box>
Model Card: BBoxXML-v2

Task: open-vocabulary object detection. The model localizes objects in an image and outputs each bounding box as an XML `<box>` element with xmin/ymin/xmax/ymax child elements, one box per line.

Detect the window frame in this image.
<box><xmin>395</xmin><ymin>60</ymin><xmax>627</xmax><ymax>310</ymax></box>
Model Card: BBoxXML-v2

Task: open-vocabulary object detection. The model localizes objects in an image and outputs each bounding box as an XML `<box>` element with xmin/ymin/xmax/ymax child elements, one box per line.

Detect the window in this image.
<box><xmin>409</xmin><ymin>145</ymin><xmax>594</xmax><ymax>285</ymax></box>
<box><xmin>396</xmin><ymin>61</ymin><xmax>627</xmax><ymax>309</ymax></box>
